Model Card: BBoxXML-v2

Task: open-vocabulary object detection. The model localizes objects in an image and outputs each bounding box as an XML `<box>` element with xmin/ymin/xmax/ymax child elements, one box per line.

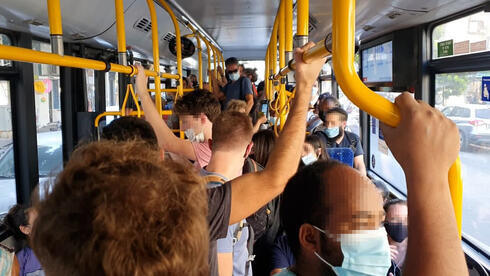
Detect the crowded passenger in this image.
<box><xmin>226</xmin><ymin>99</ymin><xmax>267</xmax><ymax>133</ymax></box>
<box><xmin>135</xmin><ymin>71</ymin><xmax>221</xmax><ymax>168</ymax></box>
<box><xmin>301</xmin><ymin>135</ymin><xmax>328</xmax><ymax>166</ymax></box>
<box><xmin>307</xmin><ymin>81</ymin><xmax>323</xmax><ymax>133</ymax></box>
<box><xmin>31</xmin><ymin>42</ymin><xmax>325</xmax><ymax>276</ymax></box>
<box><xmin>243</xmin><ymin>68</ymin><xmax>259</xmax><ymax>97</ymax></box>
<box><xmin>270</xmin><ymin>234</ymin><xmax>295</xmax><ymax>275</ymax></box>
<box><xmin>314</xmin><ymin>107</ymin><xmax>366</xmax><ymax>175</ymax></box>
<box><xmin>212</xmin><ymin>57</ymin><xmax>254</xmax><ymax>113</ymax></box>
<box><xmin>317</xmin><ymin>94</ymin><xmax>340</xmax><ymax>121</ymax></box>
<box><xmin>250</xmin><ymin>129</ymin><xmax>276</xmax><ymax>168</ymax></box>
<box><xmin>384</xmin><ymin>199</ymin><xmax>408</xmax><ymax>275</ymax></box>
<box><xmin>3</xmin><ymin>204</ymin><xmax>43</xmax><ymax>276</ymax></box>
<box><xmin>203</xmin><ymin>111</ymin><xmax>255</xmax><ymax>276</ymax></box>
<box><xmin>276</xmin><ymin>92</ymin><xmax>466</xmax><ymax>276</ymax></box>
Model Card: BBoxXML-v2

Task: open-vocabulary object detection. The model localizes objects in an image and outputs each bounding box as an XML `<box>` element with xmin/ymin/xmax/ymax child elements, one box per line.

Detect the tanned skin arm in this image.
<box><xmin>135</xmin><ymin>65</ymin><xmax>196</xmax><ymax>160</ymax></box>
<box><xmin>228</xmin><ymin>43</ymin><xmax>326</xmax><ymax>224</ymax></box>
<box><xmin>381</xmin><ymin>94</ymin><xmax>467</xmax><ymax>276</ymax></box>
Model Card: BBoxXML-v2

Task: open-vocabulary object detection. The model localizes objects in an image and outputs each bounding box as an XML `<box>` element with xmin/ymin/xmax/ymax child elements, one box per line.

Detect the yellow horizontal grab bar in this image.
<box><xmin>0</xmin><ymin>45</ymin><xmax>180</xmax><ymax>79</ymax></box>
<box><xmin>332</xmin><ymin>0</ymin><xmax>462</xmax><ymax>237</ymax></box>
<box><xmin>273</xmin><ymin>38</ymin><xmax>332</xmax><ymax>80</ymax></box>
<box><xmin>148</xmin><ymin>88</ymin><xmax>195</xmax><ymax>93</ymax></box>
<box><xmin>95</xmin><ymin>110</ymin><xmax>174</xmax><ymax>127</ymax></box>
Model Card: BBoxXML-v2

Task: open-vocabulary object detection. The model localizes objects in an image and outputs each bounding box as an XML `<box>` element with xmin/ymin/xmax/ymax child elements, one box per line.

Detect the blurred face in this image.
<box><xmin>303</xmin><ymin>167</ymin><xmax>385</xmax><ymax>267</ymax></box>
<box><xmin>302</xmin><ymin>142</ymin><xmax>321</xmax><ymax>158</ymax></box>
<box><xmin>386</xmin><ymin>204</ymin><xmax>408</xmax><ymax>224</ymax></box>
<box><xmin>385</xmin><ymin>203</ymin><xmax>408</xmax><ymax>244</ymax></box>
<box><xmin>226</xmin><ymin>63</ymin><xmax>239</xmax><ymax>75</ymax></box>
<box><xmin>180</xmin><ymin>114</ymin><xmax>203</xmax><ymax>133</ymax></box>
<box><xmin>325</xmin><ymin>113</ymin><xmax>346</xmax><ymax>130</ymax></box>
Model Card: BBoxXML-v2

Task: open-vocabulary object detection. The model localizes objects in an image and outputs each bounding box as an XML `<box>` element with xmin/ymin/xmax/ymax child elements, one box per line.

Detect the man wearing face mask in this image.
<box><xmin>213</xmin><ymin>57</ymin><xmax>254</xmax><ymax>113</ymax></box>
<box><xmin>384</xmin><ymin>199</ymin><xmax>408</xmax><ymax>275</ymax></box>
<box><xmin>315</xmin><ymin>107</ymin><xmax>366</xmax><ymax>175</ymax></box>
<box><xmin>276</xmin><ymin>93</ymin><xmax>467</xmax><ymax>276</ymax></box>
<box><xmin>135</xmin><ymin>66</ymin><xmax>221</xmax><ymax>168</ymax></box>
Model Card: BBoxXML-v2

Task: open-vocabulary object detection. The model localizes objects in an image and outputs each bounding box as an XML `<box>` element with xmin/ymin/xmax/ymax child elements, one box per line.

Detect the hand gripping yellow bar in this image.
<box><xmin>332</xmin><ymin>0</ymin><xmax>463</xmax><ymax>237</ymax></box>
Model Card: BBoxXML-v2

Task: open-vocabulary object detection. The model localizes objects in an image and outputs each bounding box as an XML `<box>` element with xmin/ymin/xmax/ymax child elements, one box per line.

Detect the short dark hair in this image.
<box><xmin>101</xmin><ymin>117</ymin><xmax>158</xmax><ymax>149</ymax></box>
<box><xmin>280</xmin><ymin>160</ymin><xmax>345</xmax><ymax>258</ymax></box>
<box><xmin>3</xmin><ymin>204</ymin><xmax>29</xmax><ymax>248</ymax></box>
<box><xmin>383</xmin><ymin>199</ymin><xmax>407</xmax><ymax>212</ymax></box>
<box><xmin>325</xmin><ymin>107</ymin><xmax>348</xmax><ymax>122</ymax></box>
<box><xmin>372</xmin><ymin>179</ymin><xmax>390</xmax><ymax>202</ymax></box>
<box><xmin>173</xmin><ymin>89</ymin><xmax>221</xmax><ymax>123</ymax></box>
<box><xmin>225</xmin><ymin>57</ymin><xmax>239</xmax><ymax>67</ymax></box>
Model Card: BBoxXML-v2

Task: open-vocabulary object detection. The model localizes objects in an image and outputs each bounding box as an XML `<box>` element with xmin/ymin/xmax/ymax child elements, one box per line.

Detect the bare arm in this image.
<box><xmin>353</xmin><ymin>155</ymin><xmax>366</xmax><ymax>176</ymax></box>
<box><xmin>135</xmin><ymin>65</ymin><xmax>197</xmax><ymax>161</ymax></box>
<box><xmin>245</xmin><ymin>94</ymin><xmax>254</xmax><ymax>114</ymax></box>
<box><xmin>229</xmin><ymin>43</ymin><xmax>326</xmax><ymax>224</ymax></box>
<box><xmin>217</xmin><ymin>253</ymin><xmax>233</xmax><ymax>276</ymax></box>
<box><xmin>381</xmin><ymin>93</ymin><xmax>467</xmax><ymax>276</ymax></box>
<box><xmin>253</xmin><ymin>114</ymin><xmax>267</xmax><ymax>133</ymax></box>
<box><xmin>210</xmin><ymin>69</ymin><xmax>226</xmax><ymax>100</ymax></box>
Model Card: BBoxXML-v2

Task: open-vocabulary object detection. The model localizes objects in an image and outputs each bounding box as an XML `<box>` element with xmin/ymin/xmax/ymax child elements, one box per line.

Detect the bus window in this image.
<box><xmin>368</xmin><ymin>92</ymin><xmax>406</xmax><ymax>194</ymax></box>
<box><xmin>85</xmin><ymin>69</ymin><xmax>96</xmax><ymax>112</ymax></box>
<box><xmin>0</xmin><ymin>34</ymin><xmax>12</xmax><ymax>67</ymax></box>
<box><xmin>31</xmin><ymin>41</ymin><xmax>63</xmax><ymax>184</ymax></box>
<box><xmin>0</xmin><ymin>81</ymin><xmax>15</xmax><ymax>214</ymax></box>
<box><xmin>432</xmin><ymin>11</ymin><xmax>490</xmax><ymax>59</ymax></box>
<box><xmin>105</xmin><ymin>71</ymin><xmax>119</xmax><ymax>124</ymax></box>
<box><xmin>436</xmin><ymin>71</ymin><xmax>490</xmax><ymax>254</ymax></box>
<box><xmin>338</xmin><ymin>87</ymin><xmax>360</xmax><ymax>136</ymax></box>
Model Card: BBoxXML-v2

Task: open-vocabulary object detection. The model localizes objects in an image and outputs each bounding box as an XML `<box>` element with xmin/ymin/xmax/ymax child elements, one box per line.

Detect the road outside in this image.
<box><xmin>459</xmin><ymin>149</ymin><xmax>490</xmax><ymax>255</ymax></box>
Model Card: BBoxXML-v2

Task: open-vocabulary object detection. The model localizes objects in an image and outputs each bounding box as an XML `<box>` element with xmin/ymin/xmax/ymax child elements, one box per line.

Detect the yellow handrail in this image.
<box><xmin>187</xmin><ymin>24</ymin><xmax>204</xmax><ymax>89</ymax></box>
<box><xmin>157</xmin><ymin>0</ymin><xmax>183</xmax><ymax>98</ymax></box>
<box><xmin>332</xmin><ymin>0</ymin><xmax>463</xmax><ymax>237</ymax></box>
<box><xmin>278</xmin><ymin>0</ymin><xmax>287</xmax><ymax>131</ymax></box>
<box><xmin>146</xmin><ymin>0</ymin><xmax>163</xmax><ymax>115</ymax></box>
<box><xmin>200</xmin><ymin>34</ymin><xmax>213</xmax><ymax>92</ymax></box>
<box><xmin>121</xmin><ymin>84</ymin><xmax>141</xmax><ymax>117</ymax></box>
<box><xmin>114</xmin><ymin>0</ymin><xmax>127</xmax><ymax>55</ymax></box>
<box><xmin>47</xmin><ymin>0</ymin><xmax>62</xmax><ymax>35</ymax></box>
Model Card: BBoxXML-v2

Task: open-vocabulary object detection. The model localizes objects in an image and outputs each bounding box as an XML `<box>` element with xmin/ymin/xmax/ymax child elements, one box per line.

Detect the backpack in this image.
<box><xmin>315</xmin><ymin>128</ymin><xmax>358</xmax><ymax>154</ymax></box>
<box><xmin>243</xmin><ymin>158</ymin><xmax>282</xmax><ymax>245</ymax></box>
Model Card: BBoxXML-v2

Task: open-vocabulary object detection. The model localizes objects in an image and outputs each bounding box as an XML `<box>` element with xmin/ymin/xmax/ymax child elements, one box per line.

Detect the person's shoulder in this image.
<box><xmin>345</xmin><ymin>130</ymin><xmax>360</xmax><ymax>140</ymax></box>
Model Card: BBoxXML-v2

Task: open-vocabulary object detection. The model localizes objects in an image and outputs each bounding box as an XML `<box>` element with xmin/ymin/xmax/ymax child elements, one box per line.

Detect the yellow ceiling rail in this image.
<box><xmin>332</xmin><ymin>0</ymin><xmax>463</xmax><ymax>237</ymax></box>
<box><xmin>146</xmin><ymin>0</ymin><xmax>163</xmax><ymax>114</ymax></box>
<box><xmin>47</xmin><ymin>0</ymin><xmax>63</xmax><ymax>55</ymax></box>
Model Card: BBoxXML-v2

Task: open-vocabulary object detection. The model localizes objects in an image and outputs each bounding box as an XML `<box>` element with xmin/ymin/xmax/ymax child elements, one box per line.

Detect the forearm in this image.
<box><xmin>138</xmin><ymin>89</ymin><xmax>177</xmax><ymax>149</ymax></box>
<box><xmin>246</xmin><ymin>98</ymin><xmax>254</xmax><ymax>114</ymax></box>
<box><xmin>403</xmin><ymin>173</ymin><xmax>467</xmax><ymax>276</ymax></box>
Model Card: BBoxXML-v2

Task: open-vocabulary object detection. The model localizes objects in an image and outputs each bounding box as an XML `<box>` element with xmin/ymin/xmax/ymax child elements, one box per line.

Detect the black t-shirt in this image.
<box><xmin>207</xmin><ymin>181</ymin><xmax>232</xmax><ymax>276</ymax></box>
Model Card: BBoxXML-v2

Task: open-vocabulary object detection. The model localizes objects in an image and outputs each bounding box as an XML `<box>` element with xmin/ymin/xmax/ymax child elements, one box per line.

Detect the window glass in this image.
<box><xmin>0</xmin><ymin>34</ymin><xmax>12</xmax><ymax>67</ymax></box>
<box><xmin>320</xmin><ymin>62</ymin><xmax>332</xmax><ymax>76</ymax></box>
<box><xmin>32</xmin><ymin>41</ymin><xmax>63</xmax><ymax>183</ymax></box>
<box><xmin>435</xmin><ymin>71</ymin><xmax>490</xmax><ymax>254</ymax></box>
<box><xmin>86</xmin><ymin>70</ymin><xmax>96</xmax><ymax>112</ymax></box>
<box><xmin>368</xmin><ymin>92</ymin><xmax>406</xmax><ymax>194</ymax></box>
<box><xmin>105</xmin><ymin>72</ymin><xmax>119</xmax><ymax>124</ymax></box>
<box><xmin>432</xmin><ymin>11</ymin><xmax>490</xmax><ymax>59</ymax></box>
<box><xmin>0</xmin><ymin>81</ymin><xmax>16</xmax><ymax>214</ymax></box>
<box><xmin>338</xmin><ymin>87</ymin><xmax>360</xmax><ymax>136</ymax></box>
<box><xmin>320</xmin><ymin>80</ymin><xmax>331</xmax><ymax>95</ymax></box>
<box><xmin>240</xmin><ymin>60</ymin><xmax>265</xmax><ymax>83</ymax></box>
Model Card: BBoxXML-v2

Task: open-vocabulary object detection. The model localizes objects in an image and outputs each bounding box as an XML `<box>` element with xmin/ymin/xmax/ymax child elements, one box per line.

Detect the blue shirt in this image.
<box><xmin>271</xmin><ymin>235</ymin><xmax>295</xmax><ymax>271</ymax></box>
<box><xmin>17</xmin><ymin>247</ymin><xmax>44</xmax><ymax>276</ymax></box>
<box><xmin>222</xmin><ymin>77</ymin><xmax>253</xmax><ymax>108</ymax></box>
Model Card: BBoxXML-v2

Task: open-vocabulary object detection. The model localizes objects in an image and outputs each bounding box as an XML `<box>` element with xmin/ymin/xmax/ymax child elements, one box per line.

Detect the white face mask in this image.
<box><xmin>184</xmin><ymin>128</ymin><xmax>205</xmax><ymax>143</ymax></box>
<box><xmin>302</xmin><ymin>153</ymin><xmax>318</xmax><ymax>165</ymax></box>
<box><xmin>229</xmin><ymin>72</ymin><xmax>240</xmax><ymax>81</ymax></box>
<box><xmin>313</xmin><ymin>226</ymin><xmax>392</xmax><ymax>276</ymax></box>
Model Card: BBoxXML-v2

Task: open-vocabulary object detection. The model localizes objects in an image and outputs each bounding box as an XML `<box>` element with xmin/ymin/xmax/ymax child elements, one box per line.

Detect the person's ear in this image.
<box><xmin>244</xmin><ymin>142</ymin><xmax>254</xmax><ymax>158</ymax></box>
<box><xmin>200</xmin><ymin>113</ymin><xmax>207</xmax><ymax>125</ymax></box>
<box><xmin>299</xmin><ymin>224</ymin><xmax>321</xmax><ymax>254</ymax></box>
<box><xmin>19</xmin><ymin>225</ymin><xmax>31</xmax><ymax>236</ymax></box>
<box><xmin>315</xmin><ymin>148</ymin><xmax>322</xmax><ymax>158</ymax></box>
<box><xmin>342</xmin><ymin>121</ymin><xmax>347</xmax><ymax>129</ymax></box>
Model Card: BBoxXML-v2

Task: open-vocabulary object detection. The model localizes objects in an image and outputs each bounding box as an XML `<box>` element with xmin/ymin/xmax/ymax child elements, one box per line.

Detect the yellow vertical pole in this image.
<box><xmin>47</xmin><ymin>0</ymin><xmax>64</xmax><ymax>55</ymax></box>
<box><xmin>196</xmin><ymin>35</ymin><xmax>203</xmax><ymax>89</ymax></box>
<box><xmin>146</xmin><ymin>0</ymin><xmax>162</xmax><ymax>114</ymax></box>
<box><xmin>278</xmin><ymin>1</ymin><xmax>286</xmax><ymax>130</ymax></box>
<box><xmin>157</xmin><ymin>0</ymin><xmax>183</xmax><ymax>98</ymax></box>
<box><xmin>202</xmin><ymin>37</ymin><xmax>213</xmax><ymax>92</ymax></box>
<box><xmin>295</xmin><ymin>0</ymin><xmax>309</xmax><ymax>47</ymax></box>
<box><xmin>285</xmin><ymin>0</ymin><xmax>293</xmax><ymax>58</ymax></box>
<box><xmin>265</xmin><ymin>48</ymin><xmax>270</xmax><ymax>101</ymax></box>
<box><xmin>211</xmin><ymin>45</ymin><xmax>218</xmax><ymax>80</ymax></box>
<box><xmin>115</xmin><ymin>0</ymin><xmax>128</xmax><ymax>65</ymax></box>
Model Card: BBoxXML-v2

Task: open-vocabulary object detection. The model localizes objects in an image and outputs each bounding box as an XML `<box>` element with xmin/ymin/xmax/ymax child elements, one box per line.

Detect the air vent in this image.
<box><xmin>162</xmin><ymin>32</ymin><xmax>176</xmax><ymax>42</ymax></box>
<box><xmin>25</xmin><ymin>19</ymin><xmax>44</xmax><ymax>26</ymax></box>
<box><xmin>133</xmin><ymin>17</ymin><xmax>152</xmax><ymax>33</ymax></box>
<box><xmin>387</xmin><ymin>11</ymin><xmax>402</xmax><ymax>20</ymax></box>
<box><xmin>363</xmin><ymin>25</ymin><xmax>375</xmax><ymax>32</ymax></box>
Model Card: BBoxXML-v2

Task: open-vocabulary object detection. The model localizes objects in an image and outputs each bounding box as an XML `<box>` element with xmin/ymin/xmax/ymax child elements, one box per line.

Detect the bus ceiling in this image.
<box><xmin>0</xmin><ymin>0</ymin><xmax>487</xmax><ymax>62</ymax></box>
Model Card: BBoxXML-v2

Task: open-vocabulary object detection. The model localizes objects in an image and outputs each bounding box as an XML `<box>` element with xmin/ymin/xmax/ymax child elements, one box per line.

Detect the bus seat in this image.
<box><xmin>327</xmin><ymin>148</ymin><xmax>354</xmax><ymax>167</ymax></box>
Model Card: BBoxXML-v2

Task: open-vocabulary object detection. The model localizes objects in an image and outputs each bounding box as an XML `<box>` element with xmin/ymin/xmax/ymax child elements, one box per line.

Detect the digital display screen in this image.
<box><xmin>362</xmin><ymin>41</ymin><xmax>393</xmax><ymax>83</ymax></box>
<box><xmin>260</xmin><ymin>101</ymin><xmax>269</xmax><ymax>114</ymax></box>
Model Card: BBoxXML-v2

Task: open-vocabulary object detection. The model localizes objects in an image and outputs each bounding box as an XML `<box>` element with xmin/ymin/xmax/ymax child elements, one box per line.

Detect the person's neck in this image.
<box><xmin>293</xmin><ymin>255</ymin><xmax>325</xmax><ymax>276</ymax></box>
<box><xmin>206</xmin><ymin>151</ymin><xmax>244</xmax><ymax>180</ymax></box>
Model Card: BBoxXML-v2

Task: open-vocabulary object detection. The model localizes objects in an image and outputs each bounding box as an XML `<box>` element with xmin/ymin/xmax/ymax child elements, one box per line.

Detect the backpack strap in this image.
<box><xmin>344</xmin><ymin>131</ymin><xmax>358</xmax><ymax>154</ymax></box>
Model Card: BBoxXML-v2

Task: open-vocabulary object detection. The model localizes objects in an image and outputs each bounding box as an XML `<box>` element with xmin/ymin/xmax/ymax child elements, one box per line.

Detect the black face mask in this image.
<box><xmin>384</xmin><ymin>222</ymin><xmax>408</xmax><ymax>243</ymax></box>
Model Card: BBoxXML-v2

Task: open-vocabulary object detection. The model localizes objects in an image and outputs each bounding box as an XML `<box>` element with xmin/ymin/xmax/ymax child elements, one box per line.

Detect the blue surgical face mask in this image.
<box><xmin>229</xmin><ymin>72</ymin><xmax>240</xmax><ymax>81</ymax></box>
<box><xmin>324</xmin><ymin>127</ymin><xmax>340</xmax><ymax>138</ymax></box>
<box><xmin>313</xmin><ymin>226</ymin><xmax>392</xmax><ymax>276</ymax></box>
<box><xmin>302</xmin><ymin>153</ymin><xmax>318</xmax><ymax>165</ymax></box>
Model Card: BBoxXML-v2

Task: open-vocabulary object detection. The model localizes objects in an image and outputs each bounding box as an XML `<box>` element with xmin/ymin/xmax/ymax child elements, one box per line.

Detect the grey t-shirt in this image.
<box><xmin>222</xmin><ymin>77</ymin><xmax>253</xmax><ymax>108</ymax></box>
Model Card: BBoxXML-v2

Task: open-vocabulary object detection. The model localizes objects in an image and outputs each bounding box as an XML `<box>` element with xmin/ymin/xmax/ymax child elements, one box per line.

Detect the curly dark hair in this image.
<box><xmin>173</xmin><ymin>89</ymin><xmax>221</xmax><ymax>123</ymax></box>
<box><xmin>32</xmin><ymin>141</ymin><xmax>209</xmax><ymax>276</ymax></box>
<box><xmin>101</xmin><ymin>116</ymin><xmax>158</xmax><ymax>149</ymax></box>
